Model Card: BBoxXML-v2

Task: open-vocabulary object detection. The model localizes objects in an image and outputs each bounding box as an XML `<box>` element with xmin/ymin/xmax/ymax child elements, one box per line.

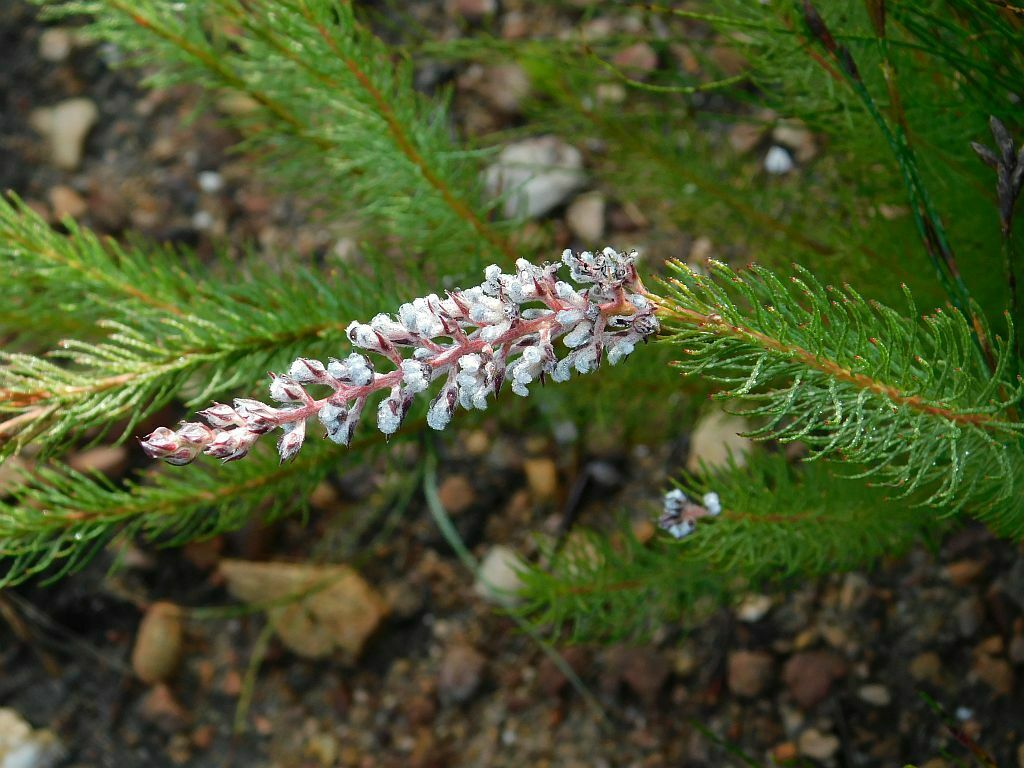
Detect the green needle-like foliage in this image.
<box><xmin>0</xmin><ymin>195</ymin><xmax>404</xmax><ymax>458</ymax></box>
<box><xmin>0</xmin><ymin>438</ymin><xmax>355</xmax><ymax>586</ymax></box>
<box><xmin>38</xmin><ymin>0</ymin><xmax>516</xmax><ymax>265</ymax></box>
<box><xmin>519</xmin><ymin>453</ymin><xmax>937</xmax><ymax>642</ymax></box>
<box><xmin>658</xmin><ymin>259</ymin><xmax>1024</xmax><ymax>532</ymax></box>
<box><xmin>1</xmin><ymin>0</ymin><xmax>1022</xmax><ymax>640</ymax></box>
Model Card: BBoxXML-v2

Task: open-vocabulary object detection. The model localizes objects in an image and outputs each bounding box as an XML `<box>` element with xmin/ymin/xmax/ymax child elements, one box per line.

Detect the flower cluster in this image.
<box><xmin>658</xmin><ymin>488</ymin><xmax>721</xmax><ymax>539</ymax></box>
<box><xmin>141</xmin><ymin>248</ymin><xmax>659</xmax><ymax>466</ymax></box>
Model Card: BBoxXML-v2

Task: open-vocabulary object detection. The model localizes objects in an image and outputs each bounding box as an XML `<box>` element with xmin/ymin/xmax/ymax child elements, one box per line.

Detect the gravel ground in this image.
<box><xmin>1</xmin><ymin>3</ymin><xmax>1023</xmax><ymax>767</ymax></box>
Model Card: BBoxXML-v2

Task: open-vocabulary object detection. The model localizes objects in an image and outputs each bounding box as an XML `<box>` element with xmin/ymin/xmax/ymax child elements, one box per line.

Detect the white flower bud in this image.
<box><xmin>555</xmin><ymin>308</ymin><xmax>585</xmax><ymax>325</ymax></box>
<box><xmin>277</xmin><ymin>420</ymin><xmax>306</xmax><ymax>463</ymax></box>
<box><xmin>176</xmin><ymin>421</ymin><xmax>215</xmax><ymax>446</ymax></box>
<box><xmin>347</xmin><ymin>321</ymin><xmax>389</xmax><ymax>353</ymax></box>
<box><xmin>427</xmin><ymin>385</ymin><xmax>457</xmax><ymax>431</ymax></box>
<box><xmin>269</xmin><ymin>374</ymin><xmax>305</xmax><ymax>403</ymax></box>
<box><xmin>198</xmin><ymin>403</ymin><xmax>245</xmax><ymax>429</ymax></box>
<box><xmin>233</xmin><ymin>398</ymin><xmax>280</xmax><ymax>433</ymax></box>
<box><xmin>606</xmin><ymin>337</ymin><xmax>636</xmax><ymax>365</ymax></box>
<box><xmin>703</xmin><ymin>491</ymin><xmax>721</xmax><ymax>516</ymax></box>
<box><xmin>288</xmin><ymin>358</ymin><xmax>327</xmax><ymax>383</ymax></box>
<box><xmin>204</xmin><ymin>428</ymin><xmax>260</xmax><ymax>462</ymax></box>
<box><xmin>401</xmin><ymin>359</ymin><xmax>431</xmax><ymax>393</ymax></box>
<box><xmin>563</xmin><ymin>321</ymin><xmax>593</xmax><ymax>348</ymax></box>
<box><xmin>479</xmin><ymin>320</ymin><xmax>511</xmax><ymax>343</ymax></box>
<box><xmin>573</xmin><ymin>345</ymin><xmax>598</xmax><ymax>374</ymax></box>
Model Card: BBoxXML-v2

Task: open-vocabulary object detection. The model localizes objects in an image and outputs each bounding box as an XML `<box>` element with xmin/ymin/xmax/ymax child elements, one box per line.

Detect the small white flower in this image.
<box><xmin>376</xmin><ymin>393</ymin><xmax>404</xmax><ymax>436</ymax></box>
<box><xmin>556</xmin><ymin>308</ymin><xmax>585</xmax><ymax>325</ymax></box>
<box><xmin>288</xmin><ymin>358</ymin><xmax>327</xmax><ymax>383</ymax></box>
<box><xmin>401</xmin><ymin>359</ymin><xmax>431</xmax><ymax>393</ymax></box>
<box><xmin>703</xmin><ymin>491</ymin><xmax>721</xmax><ymax>516</ymax></box>
<box><xmin>277</xmin><ymin>419</ymin><xmax>305</xmax><ymax>463</ymax></box>
<box><xmin>427</xmin><ymin>384</ymin><xmax>457</xmax><ymax>431</ymax></box>
<box><xmin>573</xmin><ymin>345</ymin><xmax>598</xmax><ymax>374</ymax></box>
<box><xmin>563</xmin><ymin>321</ymin><xmax>592</xmax><ymax>348</ymax></box>
<box><xmin>666</xmin><ymin>520</ymin><xmax>695</xmax><ymax>540</ymax></box>
<box><xmin>764</xmin><ymin>145</ymin><xmax>794</xmax><ymax>175</ymax></box>
<box><xmin>269</xmin><ymin>374</ymin><xmax>305</xmax><ymax>403</ymax></box>
<box><xmin>606</xmin><ymin>337</ymin><xmax>635</xmax><ymax>365</ymax></box>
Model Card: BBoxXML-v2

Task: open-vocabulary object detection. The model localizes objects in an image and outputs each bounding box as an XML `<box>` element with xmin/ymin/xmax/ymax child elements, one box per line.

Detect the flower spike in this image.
<box><xmin>140</xmin><ymin>248</ymin><xmax>659</xmax><ymax>466</ymax></box>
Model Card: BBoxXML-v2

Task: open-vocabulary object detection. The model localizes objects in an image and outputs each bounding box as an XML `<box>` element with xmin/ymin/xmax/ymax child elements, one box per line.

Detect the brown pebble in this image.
<box><xmin>523</xmin><ymin>457</ymin><xmax>558</xmax><ymax>500</ymax></box>
<box><xmin>221</xmin><ymin>668</ymin><xmax>243</xmax><ymax>697</ymax></box>
<box><xmin>727</xmin><ymin>650</ymin><xmax>775</xmax><ymax>698</ymax></box>
<box><xmin>437</xmin><ymin>643</ymin><xmax>486</xmax><ymax>704</ymax></box>
<box><xmin>48</xmin><ymin>184</ymin><xmax>87</xmax><ymax>219</ymax></box>
<box><xmin>782</xmin><ymin>650</ymin><xmax>846</xmax><ymax>710</ymax></box>
<box><xmin>944</xmin><ymin>559</ymin><xmax>986</xmax><ymax>586</ymax></box>
<box><xmin>131</xmin><ymin>602</ymin><xmax>184</xmax><ymax>684</ymax></box>
<box><xmin>772</xmin><ymin>741</ymin><xmax>798</xmax><ymax>762</ymax></box>
<box><xmin>972</xmin><ymin>654</ymin><xmax>1014</xmax><ymax>696</ymax></box>
<box><xmin>909</xmin><ymin>652</ymin><xmax>943</xmax><ymax>684</ymax></box>
<box><xmin>191</xmin><ymin>724</ymin><xmax>215</xmax><ymax>750</ymax></box>
<box><xmin>436</xmin><ymin>475</ymin><xmax>475</xmax><ymax>514</ymax></box>
<box><xmin>139</xmin><ymin>684</ymin><xmax>191</xmax><ymax>733</ymax></box>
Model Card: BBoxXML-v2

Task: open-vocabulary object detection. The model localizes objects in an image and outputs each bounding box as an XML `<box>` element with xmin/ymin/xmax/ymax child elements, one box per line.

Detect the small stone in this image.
<box><xmin>131</xmin><ymin>602</ymin><xmax>184</xmax><ymax>684</ymax></box>
<box><xmin>839</xmin><ymin>573</ymin><xmax>871</xmax><ymax>610</ymax></box>
<box><xmin>604</xmin><ymin>646</ymin><xmax>669</xmax><ymax>706</ymax></box>
<box><xmin>464</xmin><ymin>430</ymin><xmax>490</xmax><ymax>455</ymax></box>
<box><xmin>47</xmin><ymin>185</ymin><xmax>86</xmax><ymax>219</ymax></box>
<box><xmin>909</xmin><ymin>652</ymin><xmax>942</xmax><ymax>684</ymax></box>
<box><xmin>976</xmin><ymin>635</ymin><xmax>1004</xmax><ymax>656</ymax></box>
<box><xmin>566</xmin><ymin>192</ymin><xmax>605</xmax><ymax>242</ymax></box>
<box><xmin>728</xmin><ymin>123</ymin><xmax>764</xmax><ymax>154</ymax></box>
<box><xmin>30</xmin><ymin>97</ymin><xmax>99</xmax><ymax>171</ymax></box>
<box><xmin>686</xmin><ymin>409</ymin><xmax>753</xmax><ymax>472</ymax></box>
<box><xmin>772</xmin><ymin>120</ymin><xmax>817</xmax><ymax>162</ymax></box>
<box><xmin>523</xmin><ymin>457</ymin><xmax>558</xmax><ymax>499</ymax></box>
<box><xmin>771</xmin><ymin>742</ymin><xmax>798</xmax><ymax>762</ymax></box>
<box><xmin>0</xmin><ymin>709</ymin><xmax>65</xmax><ymax>768</ymax></box>
<box><xmin>764</xmin><ymin>145</ymin><xmax>795</xmax><ymax>175</ymax></box>
<box><xmin>857</xmin><ymin>683</ymin><xmax>891</xmax><ymax>707</ymax></box>
<box><xmin>484</xmin><ymin>137</ymin><xmax>586</xmax><ymax>219</ymax></box>
<box><xmin>437</xmin><ymin>642</ymin><xmax>486</xmax><ymax>704</ymax></box>
<box><xmin>736</xmin><ymin>594</ymin><xmax>772</xmax><ymax>623</ymax></box>
<box><xmin>436</xmin><ymin>474</ymin><xmax>476</xmax><ymax>515</ymax></box>
<box><xmin>197</xmin><ymin>171</ymin><xmax>224</xmax><ymax>194</ymax></box>
<box><xmin>139</xmin><ymin>684</ymin><xmax>191</xmax><ymax>733</ymax></box>
<box><xmin>798</xmin><ymin>728</ymin><xmax>840</xmax><ymax>761</ymax></box>
<box><xmin>727</xmin><ymin>650</ymin><xmax>774</xmax><ymax>698</ymax></box>
<box><xmin>783</xmin><ymin>651</ymin><xmax>847</xmax><ymax>710</ymax></box>
<box><xmin>972</xmin><ymin>654</ymin><xmax>1014</xmax><ymax>696</ymax></box>
<box><xmin>475</xmin><ymin>545</ymin><xmax>526</xmax><ymax>605</ymax></box>
<box><xmin>68</xmin><ymin>445</ymin><xmax>128</xmax><ymax>476</ymax></box>
<box><xmin>38</xmin><ymin>28</ymin><xmax>74</xmax><ymax>62</ymax></box>
<box><xmin>954</xmin><ymin>595</ymin><xmax>984</xmax><ymax>637</ymax></box>
<box><xmin>476</xmin><ymin>64</ymin><xmax>531</xmax><ymax>115</ymax></box>
<box><xmin>944</xmin><ymin>559</ymin><xmax>986</xmax><ymax>586</ymax></box>
<box><xmin>611</xmin><ymin>43</ymin><xmax>658</xmax><ymax>77</ymax></box>
<box><xmin>305</xmin><ymin>732</ymin><xmax>339</xmax><ymax>767</ymax></box>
